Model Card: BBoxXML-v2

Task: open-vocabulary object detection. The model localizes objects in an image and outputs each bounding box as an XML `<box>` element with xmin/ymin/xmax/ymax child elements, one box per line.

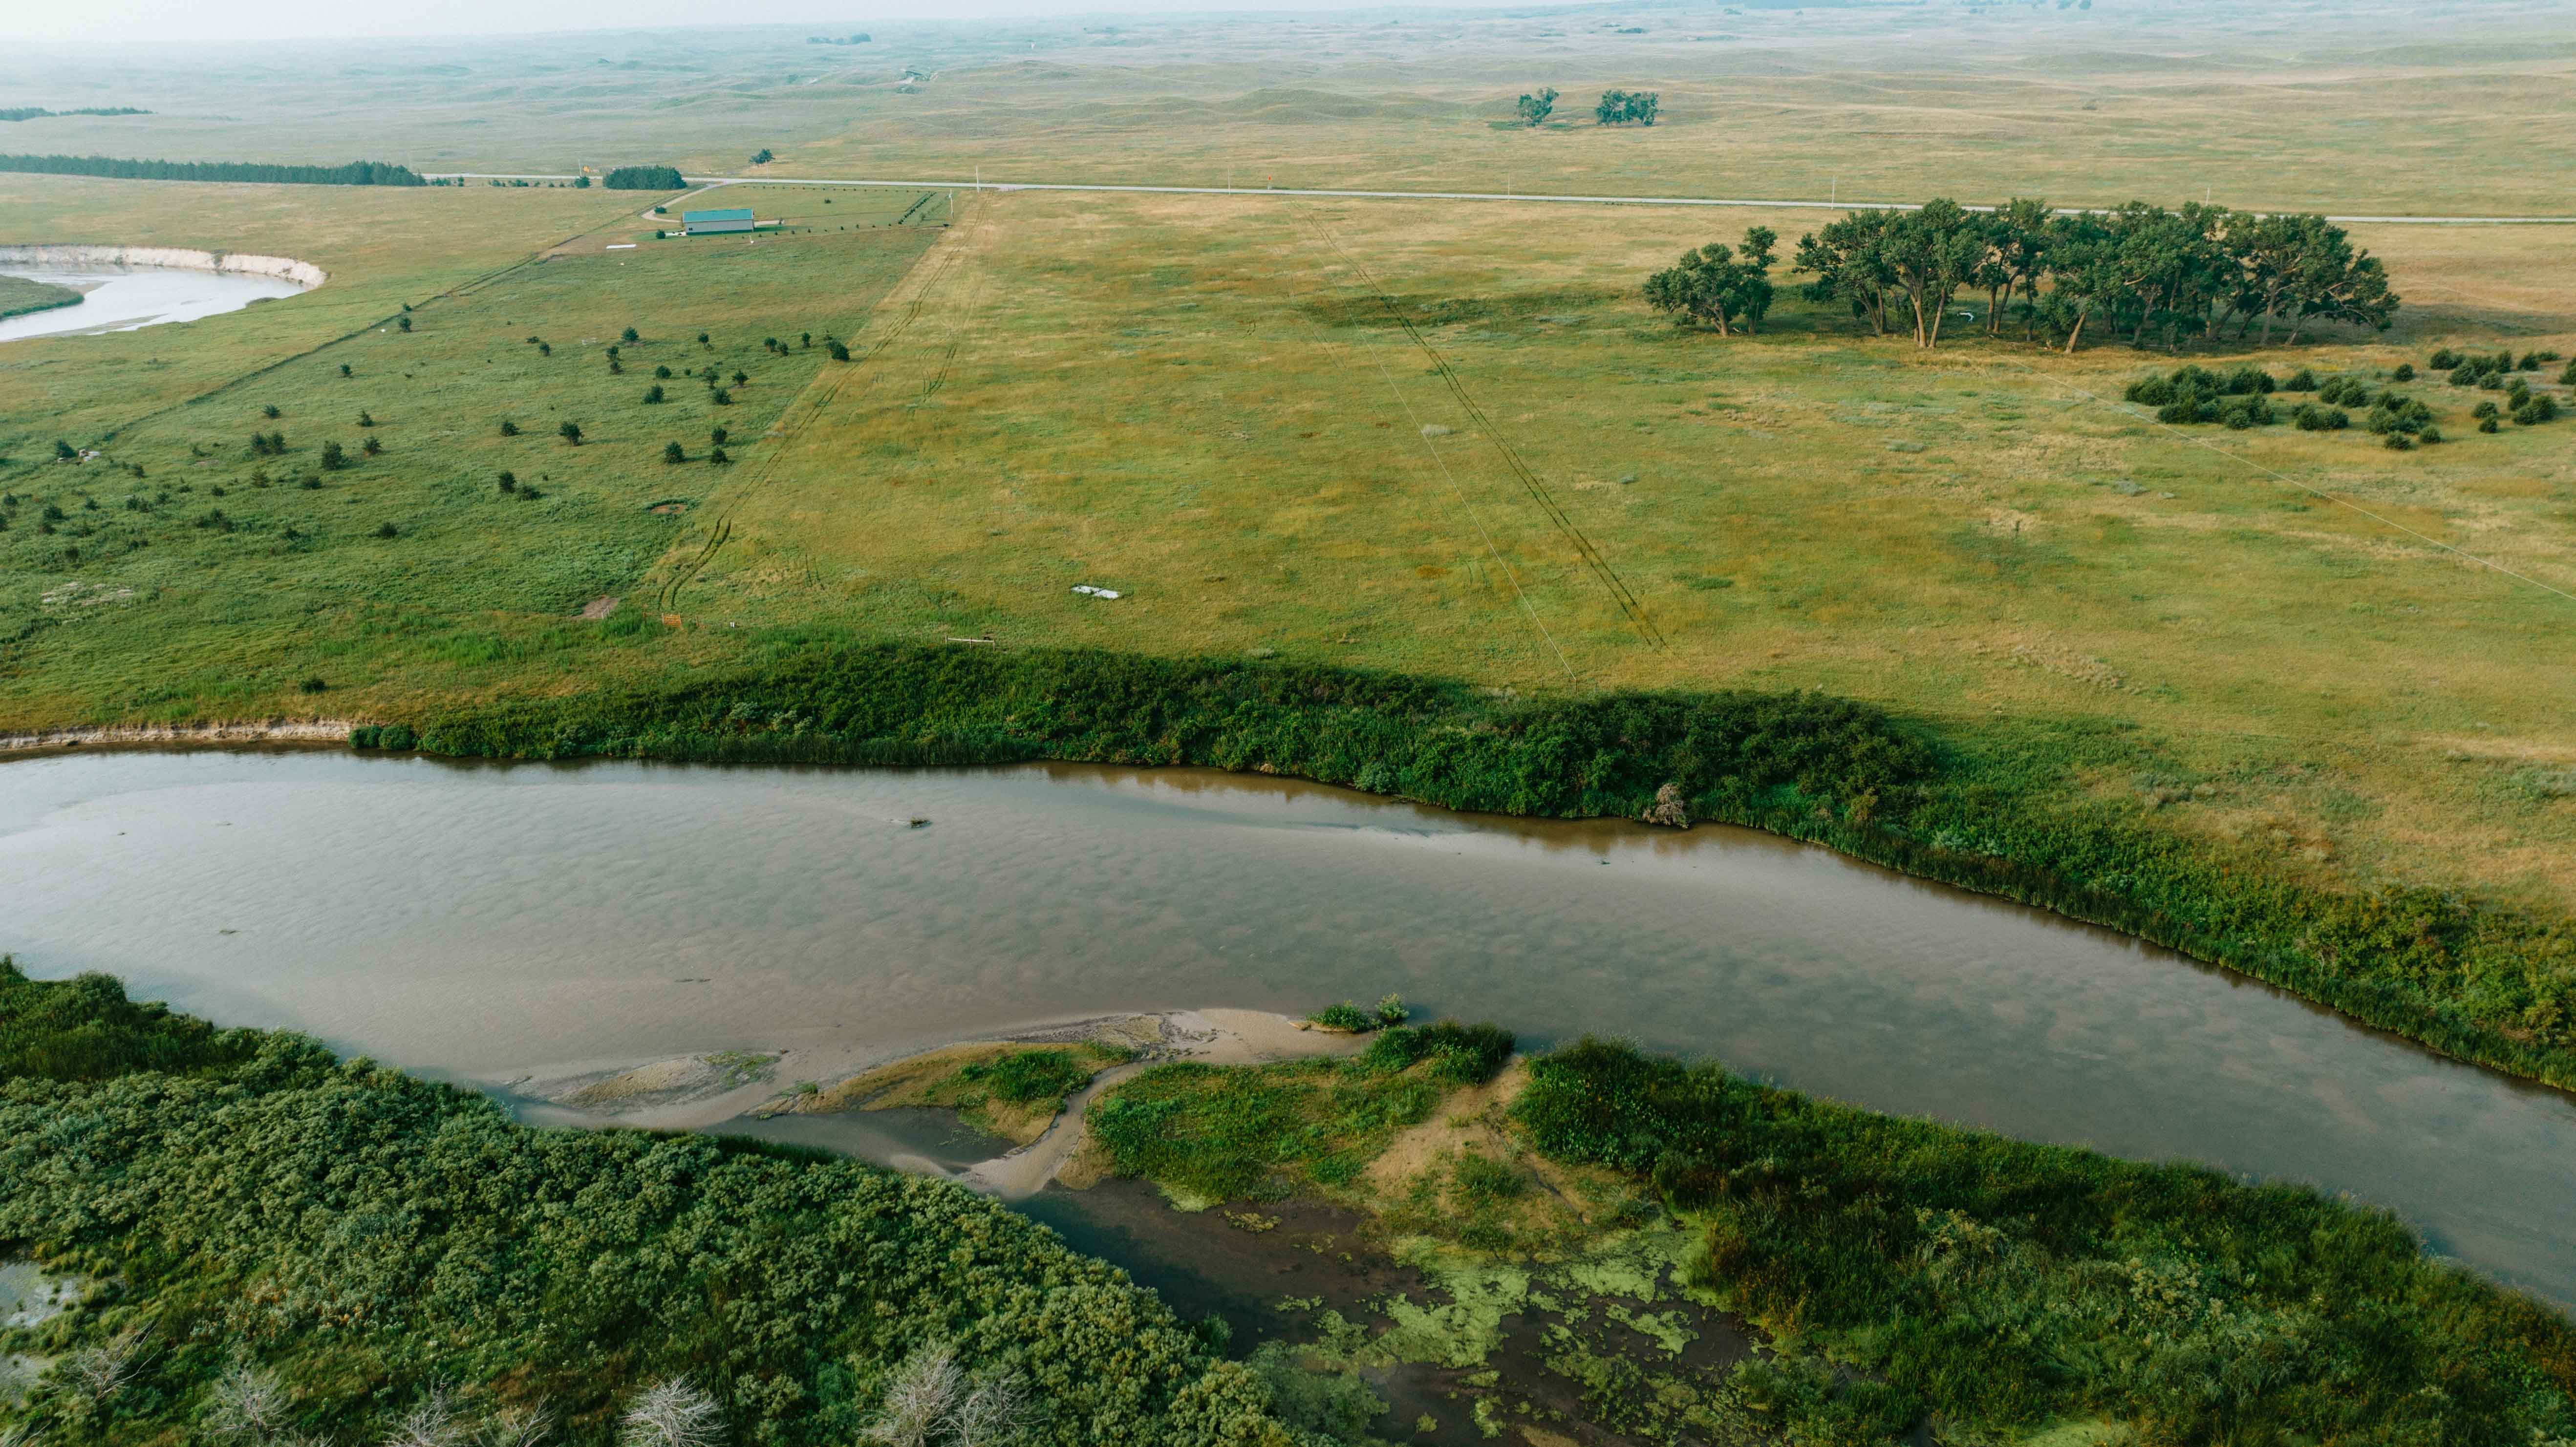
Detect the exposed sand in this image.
<box><xmin>512</xmin><ymin>1008</ymin><xmax>1366</xmax><ymax>1199</ymax></box>
<box><xmin>0</xmin><ymin>718</ymin><xmax>357</xmax><ymax>754</ymax></box>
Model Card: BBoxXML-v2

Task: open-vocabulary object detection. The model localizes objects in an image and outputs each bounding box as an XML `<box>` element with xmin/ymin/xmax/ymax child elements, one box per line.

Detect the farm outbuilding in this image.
<box><xmin>682</xmin><ymin>208</ymin><xmax>755</xmax><ymax>235</ymax></box>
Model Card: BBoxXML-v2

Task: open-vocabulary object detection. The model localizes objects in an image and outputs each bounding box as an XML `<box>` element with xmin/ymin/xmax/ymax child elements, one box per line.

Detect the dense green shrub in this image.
<box><xmin>0</xmin><ymin>967</ymin><xmax>1293</xmax><ymax>1446</ymax></box>
<box><xmin>1514</xmin><ymin>1036</ymin><xmax>2576</xmax><ymax>1446</ymax></box>
<box><xmin>957</xmin><ymin>1048</ymin><xmax>1095</xmax><ymax>1106</ymax></box>
<box><xmin>2279</xmin><ymin>366</ymin><xmax>2317</xmax><ymax>391</ymax></box>
<box><xmin>2513</xmin><ymin>395</ymin><xmax>2559</xmax><ymax>425</ymax></box>
<box><xmin>602</xmin><ymin>165</ymin><xmax>687</xmax><ymax>190</ymax></box>
<box><xmin>1307</xmin><ymin>1001</ymin><xmax>1375</xmax><ymax>1032</ymax></box>
<box><xmin>0</xmin><ymin>153</ymin><xmax>421</xmax><ymax>185</ymax></box>
<box><xmin>1356</xmin><ymin>1021</ymin><xmax>1514</xmax><ymax>1085</ymax></box>
<box><xmin>2427</xmin><ymin>348</ymin><xmax>2459</xmax><ymax>371</ymax></box>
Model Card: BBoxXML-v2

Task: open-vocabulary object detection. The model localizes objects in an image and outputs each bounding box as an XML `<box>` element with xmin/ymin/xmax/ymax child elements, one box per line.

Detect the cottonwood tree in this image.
<box><xmin>1794</xmin><ymin>210</ymin><xmax>1900</xmax><ymax>337</ymax></box>
<box><xmin>862</xmin><ymin>1343</ymin><xmax>961</xmax><ymax>1447</ymax></box>
<box><xmin>206</xmin><ymin>1361</ymin><xmax>289</xmax><ymax>1439</ymax></box>
<box><xmin>947</xmin><ymin>1373</ymin><xmax>1033</xmax><ymax>1447</ymax></box>
<box><xmin>1881</xmin><ymin>198</ymin><xmax>1987</xmax><ymax>347</ymax></box>
<box><xmin>1594</xmin><ymin>89</ymin><xmax>1659</xmax><ymax>126</ymax></box>
<box><xmin>1982</xmin><ymin>197</ymin><xmax>2053</xmax><ymax>337</ymax></box>
<box><xmin>619</xmin><ymin>1378</ymin><xmax>723</xmax><ymax>1447</ymax></box>
<box><xmin>1515</xmin><ymin>87</ymin><xmax>1557</xmax><ymax>126</ymax></box>
<box><xmin>380</xmin><ymin>1384</ymin><xmax>468</xmax><ymax>1447</ymax></box>
<box><xmin>1642</xmin><ymin>227</ymin><xmax>1778</xmax><ymax>335</ymax></box>
<box><xmin>70</xmin><ymin>1327</ymin><xmax>151</xmax><ymax>1403</ymax></box>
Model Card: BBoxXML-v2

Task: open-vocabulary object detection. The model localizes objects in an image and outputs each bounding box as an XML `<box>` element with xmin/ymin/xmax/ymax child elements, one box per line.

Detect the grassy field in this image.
<box><xmin>646</xmin><ymin>186</ymin><xmax>2576</xmax><ymax>917</ymax></box>
<box><xmin>0</xmin><ymin>174</ymin><xmax>938</xmax><ymax>723</ymax></box>
<box><xmin>5</xmin><ymin>164</ymin><xmax>2576</xmax><ymax>1054</ymax></box>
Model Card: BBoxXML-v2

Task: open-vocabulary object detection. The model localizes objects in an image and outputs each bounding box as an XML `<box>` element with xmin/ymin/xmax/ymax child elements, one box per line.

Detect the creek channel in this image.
<box><xmin>0</xmin><ymin>747</ymin><xmax>2568</xmax><ymax>1307</ymax></box>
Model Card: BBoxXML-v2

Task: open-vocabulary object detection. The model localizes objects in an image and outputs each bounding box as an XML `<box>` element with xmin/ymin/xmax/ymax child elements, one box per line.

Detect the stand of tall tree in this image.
<box><xmin>603</xmin><ymin>164</ymin><xmax>688</xmax><ymax>190</ymax></box>
<box><xmin>1785</xmin><ymin>198</ymin><xmax>2397</xmax><ymax>351</ymax></box>
<box><xmin>1644</xmin><ymin>227</ymin><xmax>1778</xmax><ymax>335</ymax></box>
<box><xmin>0</xmin><ymin>154</ymin><xmax>421</xmax><ymax>186</ymax></box>
<box><xmin>1595</xmin><ymin>90</ymin><xmax>1660</xmax><ymax>126</ymax></box>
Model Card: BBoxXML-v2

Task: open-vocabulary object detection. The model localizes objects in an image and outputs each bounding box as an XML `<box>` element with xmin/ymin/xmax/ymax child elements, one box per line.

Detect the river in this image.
<box><xmin>1</xmin><ymin>748</ymin><xmax>2568</xmax><ymax>1305</ymax></box>
<box><xmin>0</xmin><ymin>264</ymin><xmax>307</xmax><ymax>343</ymax></box>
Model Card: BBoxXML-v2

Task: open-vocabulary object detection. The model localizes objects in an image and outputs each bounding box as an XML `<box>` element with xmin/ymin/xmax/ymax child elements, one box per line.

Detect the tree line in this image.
<box><xmin>0</xmin><ymin>154</ymin><xmax>422</xmax><ymax>186</ymax></box>
<box><xmin>603</xmin><ymin>164</ymin><xmax>687</xmax><ymax>190</ymax></box>
<box><xmin>1649</xmin><ymin>198</ymin><xmax>2398</xmax><ymax>351</ymax></box>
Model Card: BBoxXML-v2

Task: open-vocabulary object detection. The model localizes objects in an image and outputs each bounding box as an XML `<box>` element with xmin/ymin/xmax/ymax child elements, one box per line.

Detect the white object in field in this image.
<box><xmin>606</xmin><ymin>244</ymin><xmax>637</xmax><ymax>250</ymax></box>
<box><xmin>1071</xmin><ymin>585</ymin><xmax>1121</xmax><ymax>599</ymax></box>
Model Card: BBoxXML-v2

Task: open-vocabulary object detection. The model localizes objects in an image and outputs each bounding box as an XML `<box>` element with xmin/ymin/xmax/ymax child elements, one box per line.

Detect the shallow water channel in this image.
<box><xmin>0</xmin><ymin>265</ymin><xmax>306</xmax><ymax>343</ymax></box>
<box><xmin>1</xmin><ymin>749</ymin><xmax>2570</xmax><ymax>1305</ymax></box>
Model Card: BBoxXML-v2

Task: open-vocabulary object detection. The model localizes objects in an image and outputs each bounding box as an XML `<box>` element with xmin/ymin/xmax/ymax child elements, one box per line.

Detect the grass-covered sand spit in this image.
<box><xmin>0</xmin><ymin>275</ymin><xmax>81</xmax><ymax>320</ymax></box>
<box><xmin>1080</xmin><ymin>1021</ymin><xmax>2576</xmax><ymax>1445</ymax></box>
<box><xmin>0</xmin><ymin>961</ymin><xmax>1299</xmax><ymax>1446</ymax></box>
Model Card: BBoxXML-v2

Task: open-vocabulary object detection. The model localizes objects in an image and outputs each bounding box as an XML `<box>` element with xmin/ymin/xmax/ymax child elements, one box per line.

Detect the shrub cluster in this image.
<box><xmin>0</xmin><ymin>962</ymin><xmax>1292</xmax><ymax>1446</ymax></box>
<box><xmin>2125</xmin><ymin>364</ymin><xmax>2282</xmax><ymax>426</ymax></box>
<box><xmin>602</xmin><ymin>164</ymin><xmax>687</xmax><ymax>190</ymax></box>
<box><xmin>1512</xmin><ymin>1037</ymin><xmax>2576</xmax><ymax>1445</ymax></box>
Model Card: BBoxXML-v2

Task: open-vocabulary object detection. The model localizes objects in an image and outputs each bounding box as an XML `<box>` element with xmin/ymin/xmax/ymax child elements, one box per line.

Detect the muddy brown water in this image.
<box><xmin>0</xmin><ymin>749</ymin><xmax>2571</xmax><ymax>1306</ymax></box>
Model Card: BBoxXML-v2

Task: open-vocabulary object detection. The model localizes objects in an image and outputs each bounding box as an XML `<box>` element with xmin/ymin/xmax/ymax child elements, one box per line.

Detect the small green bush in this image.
<box><xmin>2391</xmin><ymin>362</ymin><xmax>2414</xmax><ymax>382</ymax></box>
<box><xmin>1308</xmin><ymin>1001</ymin><xmax>1374</xmax><ymax>1032</ymax></box>
<box><xmin>959</xmin><ymin>1048</ymin><xmax>1094</xmax><ymax>1106</ymax></box>
<box><xmin>2427</xmin><ymin>348</ymin><xmax>2459</xmax><ymax>371</ymax></box>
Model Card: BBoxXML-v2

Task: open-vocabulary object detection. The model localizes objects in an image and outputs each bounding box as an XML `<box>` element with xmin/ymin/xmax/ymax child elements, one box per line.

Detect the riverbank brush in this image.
<box><xmin>387</xmin><ymin>634</ymin><xmax>2576</xmax><ymax>1093</ymax></box>
<box><xmin>0</xmin><ymin>961</ymin><xmax>1296</xmax><ymax>1446</ymax></box>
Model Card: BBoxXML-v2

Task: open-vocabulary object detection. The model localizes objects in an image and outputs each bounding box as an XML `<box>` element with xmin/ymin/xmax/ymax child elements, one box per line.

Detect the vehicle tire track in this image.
<box><xmin>657</xmin><ymin>228</ymin><xmax>975</xmax><ymax>610</ymax></box>
<box><xmin>1302</xmin><ymin>215</ymin><xmax>1665</xmax><ymax>649</ymax></box>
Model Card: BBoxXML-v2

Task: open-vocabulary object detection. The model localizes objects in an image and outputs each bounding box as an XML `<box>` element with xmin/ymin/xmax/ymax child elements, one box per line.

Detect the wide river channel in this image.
<box><xmin>0</xmin><ymin>264</ymin><xmax>307</xmax><ymax>344</ymax></box>
<box><xmin>3</xmin><ymin>749</ymin><xmax>2570</xmax><ymax>1305</ymax></box>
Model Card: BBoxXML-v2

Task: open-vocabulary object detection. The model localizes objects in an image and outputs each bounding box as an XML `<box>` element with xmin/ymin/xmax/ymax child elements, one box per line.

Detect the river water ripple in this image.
<box><xmin>0</xmin><ymin>749</ymin><xmax>2567</xmax><ymax>1304</ymax></box>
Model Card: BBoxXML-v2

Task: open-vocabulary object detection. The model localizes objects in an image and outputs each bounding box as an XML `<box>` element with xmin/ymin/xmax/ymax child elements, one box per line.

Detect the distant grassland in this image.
<box><xmin>2</xmin><ymin>171</ymin><xmax>2575</xmax><ymax>1079</ymax></box>
<box><xmin>6</xmin><ymin>0</ymin><xmax>2572</xmax><ymax>215</ymax></box>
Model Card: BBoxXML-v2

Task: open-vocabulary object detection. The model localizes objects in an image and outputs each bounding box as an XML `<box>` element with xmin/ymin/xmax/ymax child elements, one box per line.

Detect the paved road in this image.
<box><xmin>429</xmin><ymin>172</ymin><xmax>2576</xmax><ymax>225</ymax></box>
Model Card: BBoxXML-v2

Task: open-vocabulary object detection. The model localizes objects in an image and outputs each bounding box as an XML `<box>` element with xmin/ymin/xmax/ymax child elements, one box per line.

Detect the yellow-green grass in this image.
<box><xmin>6</xmin><ymin>172</ymin><xmax>2576</xmax><ymax>931</ymax></box>
<box><xmin>767</xmin><ymin>0</ymin><xmax>2576</xmax><ymax>217</ymax></box>
<box><xmin>8</xmin><ymin>0</ymin><xmax>2575</xmax><ymax>215</ymax></box>
<box><xmin>0</xmin><ymin>175</ymin><xmax>935</xmax><ymax>723</ymax></box>
<box><xmin>660</xmin><ymin>188</ymin><xmax>2576</xmax><ymax>913</ymax></box>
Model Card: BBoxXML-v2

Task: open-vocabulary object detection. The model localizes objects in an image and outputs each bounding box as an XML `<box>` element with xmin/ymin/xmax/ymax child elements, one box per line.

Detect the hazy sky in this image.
<box><xmin>17</xmin><ymin>0</ymin><xmax>1480</xmax><ymax>43</ymax></box>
